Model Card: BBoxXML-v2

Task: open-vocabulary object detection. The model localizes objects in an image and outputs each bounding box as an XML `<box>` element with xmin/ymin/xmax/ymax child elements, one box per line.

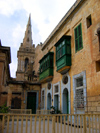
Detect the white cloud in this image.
<box><xmin>10</xmin><ymin>61</ymin><xmax>17</xmax><ymax>78</ymax></box>
<box><xmin>0</xmin><ymin>0</ymin><xmax>76</xmax><ymax>77</ymax></box>
<box><xmin>0</xmin><ymin>0</ymin><xmax>23</xmax><ymax>16</ymax></box>
<box><xmin>24</xmin><ymin>0</ymin><xmax>76</xmax><ymax>43</ymax></box>
<box><xmin>12</xmin><ymin>24</ymin><xmax>25</xmax><ymax>48</ymax></box>
<box><xmin>0</xmin><ymin>0</ymin><xmax>76</xmax><ymax>44</ymax></box>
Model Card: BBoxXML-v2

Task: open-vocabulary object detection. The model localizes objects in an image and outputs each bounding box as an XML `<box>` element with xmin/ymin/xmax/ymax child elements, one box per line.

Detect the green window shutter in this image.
<box><xmin>74</xmin><ymin>23</ymin><xmax>83</xmax><ymax>52</ymax></box>
<box><xmin>75</xmin><ymin>27</ymin><xmax>79</xmax><ymax>52</ymax></box>
<box><xmin>78</xmin><ymin>24</ymin><xmax>82</xmax><ymax>49</ymax></box>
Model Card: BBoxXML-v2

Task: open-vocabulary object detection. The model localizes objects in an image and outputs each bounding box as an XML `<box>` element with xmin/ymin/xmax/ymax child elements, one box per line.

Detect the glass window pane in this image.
<box><xmin>62</xmin><ymin>40</ymin><xmax>65</xmax><ymax>45</ymax></box>
<box><xmin>60</xmin><ymin>49</ymin><xmax>62</xmax><ymax>58</ymax></box>
<box><xmin>76</xmin><ymin>77</ymin><xmax>83</xmax><ymax>87</ymax></box>
<box><xmin>62</xmin><ymin>46</ymin><xmax>65</xmax><ymax>55</ymax></box>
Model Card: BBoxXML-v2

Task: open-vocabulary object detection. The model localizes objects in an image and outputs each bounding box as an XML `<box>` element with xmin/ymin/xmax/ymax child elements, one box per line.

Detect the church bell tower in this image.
<box><xmin>16</xmin><ymin>15</ymin><xmax>35</xmax><ymax>81</ymax></box>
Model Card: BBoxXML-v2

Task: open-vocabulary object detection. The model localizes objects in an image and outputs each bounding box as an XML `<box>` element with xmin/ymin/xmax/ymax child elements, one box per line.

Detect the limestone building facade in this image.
<box><xmin>0</xmin><ymin>15</ymin><xmax>41</xmax><ymax>114</ymax></box>
<box><xmin>1</xmin><ymin>0</ymin><xmax>100</xmax><ymax>114</ymax></box>
<box><xmin>0</xmin><ymin>41</ymin><xmax>11</xmax><ymax>106</ymax></box>
<box><xmin>38</xmin><ymin>0</ymin><xmax>100</xmax><ymax>114</ymax></box>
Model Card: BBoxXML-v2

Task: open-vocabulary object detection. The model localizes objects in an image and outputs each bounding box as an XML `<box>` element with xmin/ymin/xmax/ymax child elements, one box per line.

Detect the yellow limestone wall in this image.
<box><xmin>39</xmin><ymin>0</ymin><xmax>100</xmax><ymax>113</ymax></box>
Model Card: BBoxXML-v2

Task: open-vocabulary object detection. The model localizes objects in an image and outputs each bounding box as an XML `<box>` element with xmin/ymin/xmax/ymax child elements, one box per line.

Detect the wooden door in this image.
<box><xmin>27</xmin><ymin>92</ymin><xmax>36</xmax><ymax>114</ymax></box>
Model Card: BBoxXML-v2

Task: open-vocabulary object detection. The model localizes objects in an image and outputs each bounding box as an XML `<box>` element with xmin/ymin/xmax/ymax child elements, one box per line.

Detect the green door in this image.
<box><xmin>27</xmin><ymin>92</ymin><xmax>36</xmax><ymax>114</ymax></box>
<box><xmin>63</xmin><ymin>88</ymin><xmax>69</xmax><ymax>114</ymax></box>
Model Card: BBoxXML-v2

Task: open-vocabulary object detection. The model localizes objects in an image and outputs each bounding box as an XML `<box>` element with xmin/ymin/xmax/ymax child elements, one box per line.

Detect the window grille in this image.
<box><xmin>75</xmin><ymin>77</ymin><xmax>84</xmax><ymax>109</ymax></box>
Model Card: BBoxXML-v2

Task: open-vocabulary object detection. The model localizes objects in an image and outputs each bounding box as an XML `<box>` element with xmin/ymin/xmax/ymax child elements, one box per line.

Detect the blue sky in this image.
<box><xmin>0</xmin><ymin>0</ymin><xmax>76</xmax><ymax>78</ymax></box>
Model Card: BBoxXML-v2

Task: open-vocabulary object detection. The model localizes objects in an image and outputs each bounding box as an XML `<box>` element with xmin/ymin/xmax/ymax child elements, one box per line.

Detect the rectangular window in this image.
<box><xmin>56</xmin><ymin>44</ymin><xmax>65</xmax><ymax>60</ymax></box>
<box><xmin>74</xmin><ymin>23</ymin><xmax>83</xmax><ymax>52</ymax></box>
<box><xmin>75</xmin><ymin>77</ymin><xmax>84</xmax><ymax>109</ymax></box>
<box><xmin>55</xmin><ymin>85</ymin><xmax>58</xmax><ymax>93</ymax></box>
<box><xmin>39</xmin><ymin>52</ymin><xmax>54</xmax><ymax>74</ymax></box>
<box><xmin>96</xmin><ymin>60</ymin><xmax>100</xmax><ymax>72</ymax></box>
<box><xmin>86</xmin><ymin>15</ymin><xmax>92</xmax><ymax>28</ymax></box>
<box><xmin>76</xmin><ymin>77</ymin><xmax>83</xmax><ymax>87</ymax></box>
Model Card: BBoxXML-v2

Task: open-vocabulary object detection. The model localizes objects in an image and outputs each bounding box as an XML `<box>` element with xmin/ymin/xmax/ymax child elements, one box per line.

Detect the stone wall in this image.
<box><xmin>39</xmin><ymin>0</ymin><xmax>100</xmax><ymax>113</ymax></box>
<box><xmin>0</xmin><ymin>47</ymin><xmax>11</xmax><ymax>106</ymax></box>
<box><xmin>34</xmin><ymin>44</ymin><xmax>43</xmax><ymax>75</ymax></box>
<box><xmin>7</xmin><ymin>83</ymin><xmax>41</xmax><ymax>109</ymax></box>
<box><xmin>85</xmin><ymin>95</ymin><xmax>100</xmax><ymax>113</ymax></box>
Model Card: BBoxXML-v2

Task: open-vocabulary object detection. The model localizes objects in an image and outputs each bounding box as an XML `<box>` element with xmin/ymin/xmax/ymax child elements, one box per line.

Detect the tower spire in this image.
<box><xmin>23</xmin><ymin>14</ymin><xmax>33</xmax><ymax>47</ymax></box>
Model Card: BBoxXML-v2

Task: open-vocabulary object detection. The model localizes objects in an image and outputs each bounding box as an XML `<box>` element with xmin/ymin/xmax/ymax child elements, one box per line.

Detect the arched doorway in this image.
<box><xmin>47</xmin><ymin>93</ymin><xmax>51</xmax><ymax>110</ymax></box>
<box><xmin>63</xmin><ymin>88</ymin><xmax>69</xmax><ymax>114</ymax></box>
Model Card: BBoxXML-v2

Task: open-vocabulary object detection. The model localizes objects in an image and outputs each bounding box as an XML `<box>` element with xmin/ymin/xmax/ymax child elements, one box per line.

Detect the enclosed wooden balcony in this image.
<box><xmin>39</xmin><ymin>52</ymin><xmax>54</xmax><ymax>83</ymax></box>
<box><xmin>55</xmin><ymin>35</ymin><xmax>71</xmax><ymax>74</ymax></box>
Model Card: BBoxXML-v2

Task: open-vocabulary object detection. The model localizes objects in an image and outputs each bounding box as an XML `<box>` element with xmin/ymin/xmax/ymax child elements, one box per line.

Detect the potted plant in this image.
<box><xmin>0</xmin><ymin>103</ymin><xmax>9</xmax><ymax>131</ymax></box>
<box><xmin>56</xmin><ymin>109</ymin><xmax>62</xmax><ymax>114</ymax></box>
<box><xmin>50</xmin><ymin>106</ymin><xmax>55</xmax><ymax>114</ymax></box>
<box><xmin>0</xmin><ymin>104</ymin><xmax>9</xmax><ymax>118</ymax></box>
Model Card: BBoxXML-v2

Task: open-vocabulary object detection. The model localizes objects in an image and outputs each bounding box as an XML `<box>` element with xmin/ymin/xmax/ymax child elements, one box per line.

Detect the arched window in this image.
<box><xmin>25</xmin><ymin>58</ymin><xmax>29</xmax><ymax>71</ymax></box>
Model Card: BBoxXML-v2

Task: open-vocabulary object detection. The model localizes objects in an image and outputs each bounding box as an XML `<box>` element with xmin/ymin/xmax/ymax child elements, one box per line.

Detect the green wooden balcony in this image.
<box><xmin>55</xmin><ymin>35</ymin><xmax>71</xmax><ymax>74</ymax></box>
<box><xmin>39</xmin><ymin>68</ymin><xmax>53</xmax><ymax>82</ymax></box>
<box><xmin>39</xmin><ymin>52</ymin><xmax>54</xmax><ymax>82</ymax></box>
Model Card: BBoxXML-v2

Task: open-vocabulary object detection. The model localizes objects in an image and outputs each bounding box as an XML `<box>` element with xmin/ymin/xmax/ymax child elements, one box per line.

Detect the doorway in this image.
<box><xmin>27</xmin><ymin>92</ymin><xmax>37</xmax><ymax>114</ymax></box>
<box><xmin>63</xmin><ymin>88</ymin><xmax>69</xmax><ymax>114</ymax></box>
<box><xmin>54</xmin><ymin>95</ymin><xmax>59</xmax><ymax>113</ymax></box>
<box><xmin>47</xmin><ymin>93</ymin><xmax>51</xmax><ymax>110</ymax></box>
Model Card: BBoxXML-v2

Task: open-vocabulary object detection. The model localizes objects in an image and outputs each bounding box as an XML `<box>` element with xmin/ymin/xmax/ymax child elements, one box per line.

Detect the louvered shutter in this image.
<box><xmin>74</xmin><ymin>23</ymin><xmax>83</xmax><ymax>52</ymax></box>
